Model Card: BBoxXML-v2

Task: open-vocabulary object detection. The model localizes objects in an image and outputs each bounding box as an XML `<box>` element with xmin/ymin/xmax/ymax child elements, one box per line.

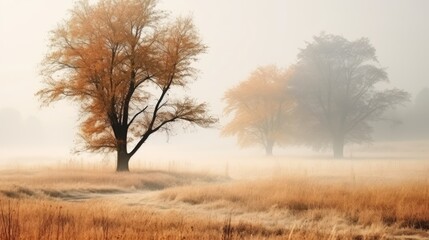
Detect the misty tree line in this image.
<box><xmin>223</xmin><ymin>33</ymin><xmax>410</xmax><ymax>157</ymax></box>
<box><xmin>38</xmin><ymin>0</ymin><xmax>414</xmax><ymax>171</ymax></box>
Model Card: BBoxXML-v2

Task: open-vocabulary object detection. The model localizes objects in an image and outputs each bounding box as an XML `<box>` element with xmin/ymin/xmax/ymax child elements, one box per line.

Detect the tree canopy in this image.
<box><xmin>222</xmin><ymin>65</ymin><xmax>295</xmax><ymax>155</ymax></box>
<box><xmin>290</xmin><ymin>33</ymin><xmax>409</xmax><ymax>158</ymax></box>
<box><xmin>38</xmin><ymin>0</ymin><xmax>216</xmax><ymax>171</ymax></box>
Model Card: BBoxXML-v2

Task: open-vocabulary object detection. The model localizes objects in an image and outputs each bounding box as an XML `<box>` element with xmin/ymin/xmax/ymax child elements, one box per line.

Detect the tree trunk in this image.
<box><xmin>332</xmin><ymin>136</ymin><xmax>344</xmax><ymax>159</ymax></box>
<box><xmin>265</xmin><ymin>142</ymin><xmax>274</xmax><ymax>156</ymax></box>
<box><xmin>116</xmin><ymin>148</ymin><xmax>130</xmax><ymax>172</ymax></box>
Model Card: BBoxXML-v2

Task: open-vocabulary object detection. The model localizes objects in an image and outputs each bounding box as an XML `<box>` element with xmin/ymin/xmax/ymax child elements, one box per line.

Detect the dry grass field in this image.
<box><xmin>0</xmin><ymin>143</ymin><xmax>428</xmax><ymax>239</ymax></box>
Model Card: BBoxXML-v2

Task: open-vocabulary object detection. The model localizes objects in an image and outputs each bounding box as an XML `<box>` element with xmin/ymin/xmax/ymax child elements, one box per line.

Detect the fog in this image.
<box><xmin>0</xmin><ymin>0</ymin><xmax>428</xmax><ymax>164</ymax></box>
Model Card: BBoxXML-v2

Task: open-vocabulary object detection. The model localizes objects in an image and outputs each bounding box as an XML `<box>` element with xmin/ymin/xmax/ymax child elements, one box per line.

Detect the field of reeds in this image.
<box><xmin>0</xmin><ymin>149</ymin><xmax>428</xmax><ymax>239</ymax></box>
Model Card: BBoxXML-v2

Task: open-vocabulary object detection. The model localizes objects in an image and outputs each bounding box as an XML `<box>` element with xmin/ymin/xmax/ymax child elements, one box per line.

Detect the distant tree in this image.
<box><xmin>409</xmin><ymin>88</ymin><xmax>429</xmax><ymax>138</ymax></box>
<box><xmin>222</xmin><ymin>65</ymin><xmax>295</xmax><ymax>155</ymax></box>
<box><xmin>290</xmin><ymin>33</ymin><xmax>409</xmax><ymax>158</ymax></box>
<box><xmin>414</xmin><ymin>88</ymin><xmax>429</xmax><ymax>114</ymax></box>
<box><xmin>37</xmin><ymin>0</ymin><xmax>216</xmax><ymax>171</ymax></box>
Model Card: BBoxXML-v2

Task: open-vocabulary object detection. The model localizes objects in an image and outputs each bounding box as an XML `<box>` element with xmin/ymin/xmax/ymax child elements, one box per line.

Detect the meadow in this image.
<box><xmin>0</xmin><ymin>142</ymin><xmax>428</xmax><ymax>239</ymax></box>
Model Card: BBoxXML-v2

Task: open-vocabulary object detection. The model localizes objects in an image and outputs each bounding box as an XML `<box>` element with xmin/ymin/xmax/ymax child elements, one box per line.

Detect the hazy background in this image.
<box><xmin>0</xmin><ymin>0</ymin><xmax>428</xmax><ymax>165</ymax></box>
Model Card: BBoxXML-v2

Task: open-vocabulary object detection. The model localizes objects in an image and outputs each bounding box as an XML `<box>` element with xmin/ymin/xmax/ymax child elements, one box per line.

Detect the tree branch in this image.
<box><xmin>127</xmin><ymin>106</ymin><xmax>148</xmax><ymax>127</ymax></box>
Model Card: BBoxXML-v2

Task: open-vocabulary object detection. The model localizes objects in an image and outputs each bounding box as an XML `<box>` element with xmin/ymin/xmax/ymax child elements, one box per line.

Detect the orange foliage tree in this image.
<box><xmin>38</xmin><ymin>0</ymin><xmax>216</xmax><ymax>171</ymax></box>
<box><xmin>222</xmin><ymin>65</ymin><xmax>295</xmax><ymax>155</ymax></box>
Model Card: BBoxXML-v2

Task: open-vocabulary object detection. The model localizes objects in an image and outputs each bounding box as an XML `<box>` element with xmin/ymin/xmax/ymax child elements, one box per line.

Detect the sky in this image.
<box><xmin>0</xmin><ymin>0</ymin><xmax>428</xmax><ymax>162</ymax></box>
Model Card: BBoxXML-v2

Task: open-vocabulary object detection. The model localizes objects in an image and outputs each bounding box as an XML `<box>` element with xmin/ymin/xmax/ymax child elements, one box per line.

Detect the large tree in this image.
<box><xmin>38</xmin><ymin>0</ymin><xmax>216</xmax><ymax>171</ymax></box>
<box><xmin>290</xmin><ymin>33</ymin><xmax>409</xmax><ymax>158</ymax></box>
<box><xmin>222</xmin><ymin>65</ymin><xmax>295</xmax><ymax>155</ymax></box>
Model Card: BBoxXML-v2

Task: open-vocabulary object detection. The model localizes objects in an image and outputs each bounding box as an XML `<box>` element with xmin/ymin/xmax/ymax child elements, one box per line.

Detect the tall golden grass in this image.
<box><xmin>0</xmin><ymin>197</ymin><xmax>393</xmax><ymax>240</ymax></box>
<box><xmin>161</xmin><ymin>177</ymin><xmax>429</xmax><ymax>238</ymax></box>
<box><xmin>0</xmin><ymin>156</ymin><xmax>428</xmax><ymax>239</ymax></box>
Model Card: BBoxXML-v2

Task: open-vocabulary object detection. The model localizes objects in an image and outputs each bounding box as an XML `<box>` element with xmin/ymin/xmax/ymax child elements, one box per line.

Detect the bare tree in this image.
<box><xmin>290</xmin><ymin>33</ymin><xmax>409</xmax><ymax>158</ymax></box>
<box><xmin>222</xmin><ymin>65</ymin><xmax>295</xmax><ymax>155</ymax></box>
<box><xmin>38</xmin><ymin>0</ymin><xmax>216</xmax><ymax>171</ymax></box>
